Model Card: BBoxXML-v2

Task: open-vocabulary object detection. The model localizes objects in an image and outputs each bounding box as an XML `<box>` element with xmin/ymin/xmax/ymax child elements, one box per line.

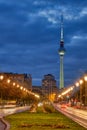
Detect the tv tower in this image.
<box><xmin>58</xmin><ymin>15</ymin><xmax>66</xmax><ymax>89</ymax></box>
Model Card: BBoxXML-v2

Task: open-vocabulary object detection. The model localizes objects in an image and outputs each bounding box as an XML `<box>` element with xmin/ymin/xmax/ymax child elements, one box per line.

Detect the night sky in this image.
<box><xmin>0</xmin><ymin>0</ymin><xmax>87</xmax><ymax>87</ymax></box>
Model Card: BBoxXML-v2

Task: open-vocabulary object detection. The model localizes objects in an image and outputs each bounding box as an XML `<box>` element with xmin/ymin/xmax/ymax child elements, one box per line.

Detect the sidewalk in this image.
<box><xmin>0</xmin><ymin>106</ymin><xmax>30</xmax><ymax>130</ymax></box>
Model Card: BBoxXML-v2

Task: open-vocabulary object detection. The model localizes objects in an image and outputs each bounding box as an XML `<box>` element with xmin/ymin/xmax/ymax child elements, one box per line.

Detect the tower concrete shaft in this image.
<box><xmin>59</xmin><ymin>56</ymin><xmax>64</xmax><ymax>89</ymax></box>
<box><xmin>58</xmin><ymin>15</ymin><xmax>66</xmax><ymax>89</ymax></box>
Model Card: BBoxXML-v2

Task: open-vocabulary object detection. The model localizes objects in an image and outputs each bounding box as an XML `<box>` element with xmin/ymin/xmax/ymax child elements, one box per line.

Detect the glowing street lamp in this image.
<box><xmin>17</xmin><ymin>84</ymin><xmax>19</xmax><ymax>88</ymax></box>
<box><xmin>83</xmin><ymin>75</ymin><xmax>87</xmax><ymax>105</ymax></box>
<box><xmin>23</xmin><ymin>88</ymin><xmax>26</xmax><ymax>91</ymax></box>
<box><xmin>0</xmin><ymin>75</ymin><xmax>4</xmax><ymax>80</ymax></box>
<box><xmin>13</xmin><ymin>82</ymin><xmax>16</xmax><ymax>86</ymax></box>
<box><xmin>35</xmin><ymin>94</ymin><xmax>40</xmax><ymax>98</ymax></box>
<box><xmin>20</xmin><ymin>86</ymin><xmax>23</xmax><ymax>90</ymax></box>
<box><xmin>75</xmin><ymin>82</ymin><xmax>79</xmax><ymax>87</ymax></box>
<box><xmin>79</xmin><ymin>79</ymin><xmax>83</xmax><ymax>85</ymax></box>
<box><xmin>70</xmin><ymin>86</ymin><xmax>74</xmax><ymax>90</ymax></box>
<box><xmin>84</xmin><ymin>76</ymin><xmax>87</xmax><ymax>81</ymax></box>
<box><xmin>7</xmin><ymin>79</ymin><xmax>11</xmax><ymax>84</ymax></box>
<box><xmin>58</xmin><ymin>95</ymin><xmax>61</xmax><ymax>98</ymax></box>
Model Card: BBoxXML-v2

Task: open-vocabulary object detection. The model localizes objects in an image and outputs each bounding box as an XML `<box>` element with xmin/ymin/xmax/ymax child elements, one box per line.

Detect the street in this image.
<box><xmin>53</xmin><ymin>103</ymin><xmax>87</xmax><ymax>129</ymax></box>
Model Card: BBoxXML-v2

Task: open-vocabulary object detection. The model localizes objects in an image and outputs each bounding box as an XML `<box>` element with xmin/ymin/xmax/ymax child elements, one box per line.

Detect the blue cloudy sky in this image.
<box><xmin>0</xmin><ymin>0</ymin><xmax>87</xmax><ymax>87</ymax></box>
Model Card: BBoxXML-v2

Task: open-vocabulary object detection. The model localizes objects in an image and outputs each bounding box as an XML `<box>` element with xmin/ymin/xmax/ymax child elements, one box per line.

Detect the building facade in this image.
<box><xmin>42</xmin><ymin>74</ymin><xmax>58</xmax><ymax>100</ymax></box>
<box><xmin>32</xmin><ymin>86</ymin><xmax>43</xmax><ymax>97</ymax></box>
<box><xmin>0</xmin><ymin>72</ymin><xmax>32</xmax><ymax>91</ymax></box>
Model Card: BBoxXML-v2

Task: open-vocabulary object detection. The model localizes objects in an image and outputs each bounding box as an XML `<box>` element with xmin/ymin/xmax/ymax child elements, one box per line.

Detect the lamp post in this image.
<box><xmin>73</xmin><ymin>82</ymin><xmax>80</xmax><ymax>105</ymax></box>
<box><xmin>0</xmin><ymin>75</ymin><xmax>4</xmax><ymax>105</ymax></box>
<box><xmin>79</xmin><ymin>79</ymin><xmax>83</xmax><ymax>105</ymax></box>
<box><xmin>84</xmin><ymin>76</ymin><xmax>87</xmax><ymax>105</ymax></box>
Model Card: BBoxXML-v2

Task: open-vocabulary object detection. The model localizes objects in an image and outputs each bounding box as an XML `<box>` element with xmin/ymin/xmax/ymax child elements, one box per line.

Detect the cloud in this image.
<box><xmin>80</xmin><ymin>7</ymin><xmax>87</xmax><ymax>17</ymax></box>
<box><xmin>68</xmin><ymin>34</ymin><xmax>87</xmax><ymax>47</ymax></box>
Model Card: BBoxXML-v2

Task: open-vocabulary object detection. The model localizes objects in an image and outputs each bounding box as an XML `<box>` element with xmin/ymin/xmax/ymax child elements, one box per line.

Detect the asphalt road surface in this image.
<box><xmin>53</xmin><ymin>103</ymin><xmax>87</xmax><ymax>129</ymax></box>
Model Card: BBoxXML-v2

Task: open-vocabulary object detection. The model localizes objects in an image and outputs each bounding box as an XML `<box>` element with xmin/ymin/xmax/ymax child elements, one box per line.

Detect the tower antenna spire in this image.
<box><xmin>61</xmin><ymin>14</ymin><xmax>64</xmax><ymax>42</ymax></box>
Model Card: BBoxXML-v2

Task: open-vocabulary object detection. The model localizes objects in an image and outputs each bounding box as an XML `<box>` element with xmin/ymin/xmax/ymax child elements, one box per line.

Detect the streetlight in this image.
<box><xmin>7</xmin><ymin>79</ymin><xmax>11</xmax><ymax>84</ymax></box>
<box><xmin>35</xmin><ymin>94</ymin><xmax>40</xmax><ymax>99</ymax></box>
<box><xmin>70</xmin><ymin>86</ymin><xmax>74</xmax><ymax>90</ymax></box>
<box><xmin>23</xmin><ymin>88</ymin><xmax>26</xmax><ymax>91</ymax></box>
<box><xmin>13</xmin><ymin>82</ymin><xmax>16</xmax><ymax>86</ymax></box>
<box><xmin>75</xmin><ymin>82</ymin><xmax>79</xmax><ymax>87</ymax></box>
<box><xmin>84</xmin><ymin>75</ymin><xmax>87</xmax><ymax>105</ymax></box>
<box><xmin>79</xmin><ymin>79</ymin><xmax>83</xmax><ymax>85</ymax></box>
<box><xmin>79</xmin><ymin>79</ymin><xmax>84</xmax><ymax>104</ymax></box>
<box><xmin>17</xmin><ymin>84</ymin><xmax>19</xmax><ymax>88</ymax></box>
<box><xmin>0</xmin><ymin>75</ymin><xmax>4</xmax><ymax>105</ymax></box>
<box><xmin>20</xmin><ymin>86</ymin><xmax>23</xmax><ymax>90</ymax></box>
<box><xmin>0</xmin><ymin>75</ymin><xmax>4</xmax><ymax>80</ymax></box>
<box><xmin>84</xmin><ymin>76</ymin><xmax>87</xmax><ymax>81</ymax></box>
<box><xmin>58</xmin><ymin>95</ymin><xmax>61</xmax><ymax>98</ymax></box>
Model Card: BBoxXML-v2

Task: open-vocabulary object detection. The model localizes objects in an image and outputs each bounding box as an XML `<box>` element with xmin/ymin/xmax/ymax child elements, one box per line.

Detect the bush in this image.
<box><xmin>43</xmin><ymin>104</ymin><xmax>56</xmax><ymax>113</ymax></box>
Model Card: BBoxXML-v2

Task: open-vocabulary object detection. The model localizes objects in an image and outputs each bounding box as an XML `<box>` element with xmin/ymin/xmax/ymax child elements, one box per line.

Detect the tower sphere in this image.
<box><xmin>58</xmin><ymin>47</ymin><xmax>66</xmax><ymax>56</ymax></box>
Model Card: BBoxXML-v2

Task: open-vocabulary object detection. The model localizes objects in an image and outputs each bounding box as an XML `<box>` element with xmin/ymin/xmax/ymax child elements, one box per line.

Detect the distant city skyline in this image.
<box><xmin>0</xmin><ymin>0</ymin><xmax>87</xmax><ymax>86</ymax></box>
